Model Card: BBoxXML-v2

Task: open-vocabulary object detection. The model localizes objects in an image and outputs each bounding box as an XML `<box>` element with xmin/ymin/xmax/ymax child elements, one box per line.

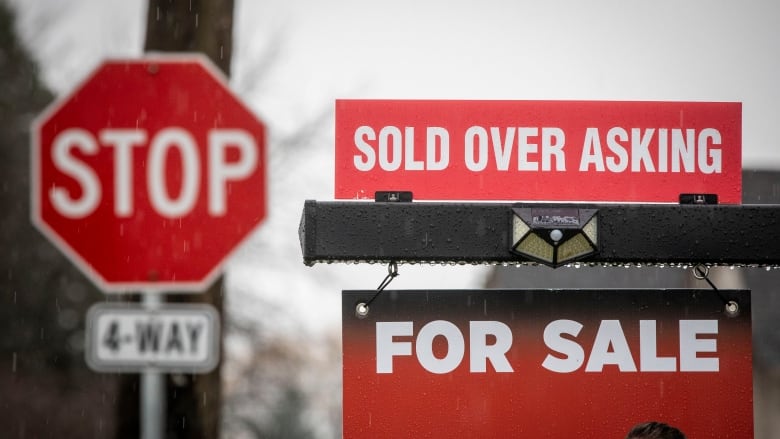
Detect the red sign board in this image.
<box><xmin>335</xmin><ymin>100</ymin><xmax>742</xmax><ymax>203</ymax></box>
<box><xmin>31</xmin><ymin>56</ymin><xmax>266</xmax><ymax>292</ymax></box>
<box><xmin>343</xmin><ymin>289</ymin><xmax>753</xmax><ymax>438</ymax></box>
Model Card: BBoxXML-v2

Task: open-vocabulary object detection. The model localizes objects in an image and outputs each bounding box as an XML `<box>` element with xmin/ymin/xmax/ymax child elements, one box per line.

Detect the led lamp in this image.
<box><xmin>510</xmin><ymin>207</ymin><xmax>599</xmax><ymax>268</ymax></box>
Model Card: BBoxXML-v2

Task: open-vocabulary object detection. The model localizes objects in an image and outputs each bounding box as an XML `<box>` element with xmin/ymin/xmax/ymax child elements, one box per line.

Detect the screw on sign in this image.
<box><xmin>31</xmin><ymin>56</ymin><xmax>266</xmax><ymax>292</ymax></box>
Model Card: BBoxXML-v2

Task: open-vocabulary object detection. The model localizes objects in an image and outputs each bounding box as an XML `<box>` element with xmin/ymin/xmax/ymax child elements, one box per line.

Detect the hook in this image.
<box><xmin>355</xmin><ymin>262</ymin><xmax>399</xmax><ymax>318</ymax></box>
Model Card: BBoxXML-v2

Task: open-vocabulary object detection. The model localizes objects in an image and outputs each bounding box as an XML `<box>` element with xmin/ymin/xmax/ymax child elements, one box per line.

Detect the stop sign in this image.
<box><xmin>31</xmin><ymin>56</ymin><xmax>266</xmax><ymax>292</ymax></box>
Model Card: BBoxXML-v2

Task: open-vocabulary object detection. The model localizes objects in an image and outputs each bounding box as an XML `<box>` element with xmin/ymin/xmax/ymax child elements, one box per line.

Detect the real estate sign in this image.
<box><xmin>335</xmin><ymin>100</ymin><xmax>741</xmax><ymax>203</ymax></box>
<box><xmin>342</xmin><ymin>289</ymin><xmax>752</xmax><ymax>438</ymax></box>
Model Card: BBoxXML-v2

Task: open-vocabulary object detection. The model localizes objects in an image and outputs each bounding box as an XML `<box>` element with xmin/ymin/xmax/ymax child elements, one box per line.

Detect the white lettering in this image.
<box><xmin>416</xmin><ymin>320</ymin><xmax>465</xmax><ymax>374</ymax></box>
<box><xmin>465</xmin><ymin>126</ymin><xmax>488</xmax><ymax>171</ymax></box>
<box><xmin>353</xmin><ymin>126</ymin><xmax>376</xmax><ymax>171</ymax></box>
<box><xmin>542</xmin><ymin>127</ymin><xmax>566</xmax><ymax>171</ymax></box>
<box><xmin>698</xmin><ymin>128</ymin><xmax>722</xmax><ymax>174</ymax></box>
<box><xmin>100</xmin><ymin>129</ymin><xmax>146</xmax><ymax>217</ymax></box>
<box><xmin>658</xmin><ymin>128</ymin><xmax>668</xmax><ymax>172</ymax></box>
<box><xmin>378</xmin><ymin>126</ymin><xmax>403</xmax><ymax>171</ymax></box>
<box><xmin>426</xmin><ymin>127</ymin><xmax>450</xmax><ymax>170</ymax></box>
<box><xmin>631</xmin><ymin>128</ymin><xmax>655</xmax><ymax>172</ymax></box>
<box><xmin>490</xmin><ymin>127</ymin><xmax>515</xmax><ymax>171</ymax></box>
<box><xmin>585</xmin><ymin>320</ymin><xmax>637</xmax><ymax>372</ymax></box>
<box><xmin>49</xmin><ymin>127</ymin><xmax>265</xmax><ymax>219</ymax></box>
<box><xmin>147</xmin><ymin>127</ymin><xmax>200</xmax><ymax>218</ymax></box>
<box><xmin>579</xmin><ymin>128</ymin><xmax>605</xmax><ymax>172</ymax></box>
<box><xmin>469</xmin><ymin>321</ymin><xmax>514</xmax><ymax>373</ymax></box>
<box><xmin>404</xmin><ymin>127</ymin><xmax>424</xmax><ymax>171</ymax></box>
<box><xmin>606</xmin><ymin>127</ymin><xmax>629</xmax><ymax>172</ymax></box>
<box><xmin>517</xmin><ymin>127</ymin><xmax>538</xmax><ymax>171</ymax></box>
<box><xmin>639</xmin><ymin>320</ymin><xmax>676</xmax><ymax>371</ymax></box>
<box><xmin>208</xmin><ymin>129</ymin><xmax>258</xmax><ymax>216</ymax></box>
<box><xmin>50</xmin><ymin>128</ymin><xmax>102</xmax><ymax>218</ymax></box>
<box><xmin>542</xmin><ymin>319</ymin><xmax>585</xmax><ymax>373</ymax></box>
<box><xmin>671</xmin><ymin>129</ymin><xmax>696</xmax><ymax>173</ymax></box>
<box><xmin>376</xmin><ymin>321</ymin><xmax>413</xmax><ymax>373</ymax></box>
<box><xmin>679</xmin><ymin>320</ymin><xmax>719</xmax><ymax>372</ymax></box>
<box><xmin>375</xmin><ymin>320</ymin><xmax>513</xmax><ymax>374</ymax></box>
<box><xmin>581</xmin><ymin>127</ymin><xmax>724</xmax><ymax>174</ymax></box>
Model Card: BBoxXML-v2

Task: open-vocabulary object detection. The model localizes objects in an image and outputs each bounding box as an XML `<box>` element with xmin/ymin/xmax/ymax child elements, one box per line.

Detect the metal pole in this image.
<box><xmin>141</xmin><ymin>293</ymin><xmax>165</xmax><ymax>439</ymax></box>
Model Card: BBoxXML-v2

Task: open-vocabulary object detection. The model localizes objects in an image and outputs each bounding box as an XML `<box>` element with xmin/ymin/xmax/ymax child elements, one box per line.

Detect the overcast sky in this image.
<box><xmin>12</xmin><ymin>0</ymin><xmax>780</xmax><ymax>166</ymax></box>
<box><xmin>9</xmin><ymin>0</ymin><xmax>780</xmax><ymax>332</ymax></box>
<box><xmin>249</xmin><ymin>0</ymin><xmax>780</xmax><ymax>168</ymax></box>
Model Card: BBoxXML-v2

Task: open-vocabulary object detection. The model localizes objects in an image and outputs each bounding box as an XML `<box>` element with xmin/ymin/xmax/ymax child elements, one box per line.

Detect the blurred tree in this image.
<box><xmin>1</xmin><ymin>0</ymin><xmax>340</xmax><ymax>437</ymax></box>
<box><xmin>0</xmin><ymin>1</ymin><xmax>120</xmax><ymax>437</ymax></box>
<box><xmin>145</xmin><ymin>0</ymin><xmax>234</xmax><ymax>75</ymax></box>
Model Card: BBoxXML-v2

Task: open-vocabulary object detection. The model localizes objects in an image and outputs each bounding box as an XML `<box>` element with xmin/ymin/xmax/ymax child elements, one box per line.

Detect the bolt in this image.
<box><xmin>355</xmin><ymin>302</ymin><xmax>369</xmax><ymax>318</ymax></box>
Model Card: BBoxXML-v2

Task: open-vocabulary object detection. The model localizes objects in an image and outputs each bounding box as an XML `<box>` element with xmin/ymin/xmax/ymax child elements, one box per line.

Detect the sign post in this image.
<box><xmin>141</xmin><ymin>294</ymin><xmax>164</xmax><ymax>439</ymax></box>
<box><xmin>86</xmin><ymin>296</ymin><xmax>220</xmax><ymax>438</ymax></box>
<box><xmin>31</xmin><ymin>56</ymin><xmax>267</xmax><ymax>439</ymax></box>
<box><xmin>86</xmin><ymin>297</ymin><xmax>220</xmax><ymax>439</ymax></box>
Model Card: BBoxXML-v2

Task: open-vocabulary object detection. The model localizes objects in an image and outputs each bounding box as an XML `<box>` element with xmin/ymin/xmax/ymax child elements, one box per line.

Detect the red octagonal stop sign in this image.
<box><xmin>31</xmin><ymin>56</ymin><xmax>266</xmax><ymax>292</ymax></box>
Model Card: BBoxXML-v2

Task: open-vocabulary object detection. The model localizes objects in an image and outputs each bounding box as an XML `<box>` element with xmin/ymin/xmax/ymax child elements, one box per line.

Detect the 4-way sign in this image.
<box><xmin>86</xmin><ymin>303</ymin><xmax>219</xmax><ymax>372</ymax></box>
<box><xmin>31</xmin><ymin>55</ymin><xmax>266</xmax><ymax>292</ymax></box>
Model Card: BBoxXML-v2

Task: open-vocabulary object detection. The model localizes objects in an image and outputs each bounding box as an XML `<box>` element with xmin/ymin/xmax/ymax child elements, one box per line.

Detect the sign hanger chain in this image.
<box><xmin>693</xmin><ymin>264</ymin><xmax>719</xmax><ymax>290</ymax></box>
<box><xmin>692</xmin><ymin>264</ymin><xmax>740</xmax><ymax>317</ymax></box>
<box><xmin>355</xmin><ymin>262</ymin><xmax>399</xmax><ymax>317</ymax></box>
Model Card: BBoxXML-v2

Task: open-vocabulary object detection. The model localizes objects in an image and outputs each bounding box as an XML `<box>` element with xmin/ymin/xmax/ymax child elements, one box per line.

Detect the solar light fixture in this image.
<box><xmin>510</xmin><ymin>207</ymin><xmax>598</xmax><ymax>268</ymax></box>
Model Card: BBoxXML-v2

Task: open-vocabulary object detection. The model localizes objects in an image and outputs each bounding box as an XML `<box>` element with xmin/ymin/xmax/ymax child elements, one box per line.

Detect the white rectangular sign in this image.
<box><xmin>85</xmin><ymin>303</ymin><xmax>220</xmax><ymax>373</ymax></box>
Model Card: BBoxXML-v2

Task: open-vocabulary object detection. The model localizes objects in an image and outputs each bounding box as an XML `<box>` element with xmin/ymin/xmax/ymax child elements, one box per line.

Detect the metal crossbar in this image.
<box><xmin>299</xmin><ymin>201</ymin><xmax>780</xmax><ymax>267</ymax></box>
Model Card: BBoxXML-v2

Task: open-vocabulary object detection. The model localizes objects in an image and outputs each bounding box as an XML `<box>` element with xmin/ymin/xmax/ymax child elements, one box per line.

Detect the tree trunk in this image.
<box><xmin>144</xmin><ymin>0</ymin><xmax>234</xmax><ymax>75</ymax></box>
<box><xmin>116</xmin><ymin>1</ymin><xmax>237</xmax><ymax>438</ymax></box>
